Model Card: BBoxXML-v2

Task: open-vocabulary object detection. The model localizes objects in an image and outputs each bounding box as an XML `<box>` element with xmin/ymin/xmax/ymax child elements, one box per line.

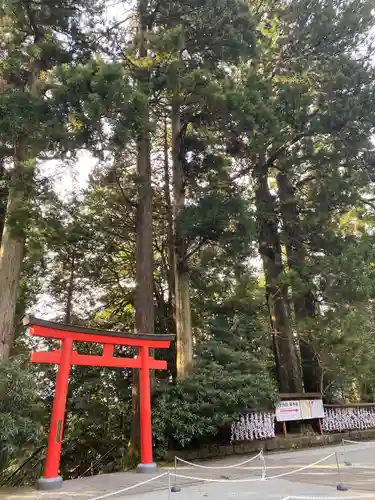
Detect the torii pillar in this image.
<box><xmin>24</xmin><ymin>316</ymin><xmax>174</xmax><ymax>491</ymax></box>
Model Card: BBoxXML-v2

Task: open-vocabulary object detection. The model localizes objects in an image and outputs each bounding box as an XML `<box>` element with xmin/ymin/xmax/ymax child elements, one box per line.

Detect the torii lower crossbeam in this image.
<box><xmin>24</xmin><ymin>316</ymin><xmax>174</xmax><ymax>491</ymax></box>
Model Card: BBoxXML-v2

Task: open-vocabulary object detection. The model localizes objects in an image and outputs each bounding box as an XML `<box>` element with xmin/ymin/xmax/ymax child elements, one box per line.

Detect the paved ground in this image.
<box><xmin>1</xmin><ymin>440</ymin><xmax>375</xmax><ymax>500</ymax></box>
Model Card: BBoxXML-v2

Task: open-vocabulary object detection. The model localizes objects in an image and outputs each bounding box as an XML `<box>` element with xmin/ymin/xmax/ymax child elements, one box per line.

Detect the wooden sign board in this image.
<box><xmin>276</xmin><ymin>399</ymin><xmax>324</xmax><ymax>422</ymax></box>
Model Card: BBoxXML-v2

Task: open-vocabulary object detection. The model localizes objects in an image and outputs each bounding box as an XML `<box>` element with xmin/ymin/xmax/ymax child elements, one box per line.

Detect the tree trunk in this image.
<box><xmin>129</xmin><ymin>0</ymin><xmax>154</xmax><ymax>462</ymax></box>
<box><xmin>130</xmin><ymin>119</ymin><xmax>154</xmax><ymax>463</ymax></box>
<box><xmin>0</xmin><ymin>159</ymin><xmax>8</xmax><ymax>244</ymax></box>
<box><xmin>0</xmin><ymin>162</ymin><xmax>29</xmax><ymax>360</ymax></box>
<box><xmin>163</xmin><ymin>118</ymin><xmax>177</xmax><ymax>380</ymax></box>
<box><xmin>277</xmin><ymin>170</ymin><xmax>321</xmax><ymax>392</ymax></box>
<box><xmin>135</xmin><ymin>131</ymin><xmax>154</xmax><ymax>329</ymax></box>
<box><xmin>171</xmin><ymin>103</ymin><xmax>193</xmax><ymax>380</ymax></box>
<box><xmin>253</xmin><ymin>163</ymin><xmax>302</xmax><ymax>393</ymax></box>
<box><xmin>175</xmin><ymin>268</ymin><xmax>192</xmax><ymax>377</ymax></box>
<box><xmin>0</xmin><ymin>64</ymin><xmax>39</xmax><ymax>361</ymax></box>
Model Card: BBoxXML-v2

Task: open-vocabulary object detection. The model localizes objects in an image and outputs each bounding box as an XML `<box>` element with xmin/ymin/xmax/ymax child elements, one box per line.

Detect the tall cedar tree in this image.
<box><xmin>0</xmin><ymin>0</ymin><xmax>102</xmax><ymax>359</ymax></box>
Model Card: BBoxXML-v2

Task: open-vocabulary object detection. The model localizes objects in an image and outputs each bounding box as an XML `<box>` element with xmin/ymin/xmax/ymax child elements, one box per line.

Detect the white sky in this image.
<box><xmin>38</xmin><ymin>151</ymin><xmax>97</xmax><ymax>198</ymax></box>
<box><xmin>33</xmin><ymin>152</ymin><xmax>97</xmax><ymax>318</ymax></box>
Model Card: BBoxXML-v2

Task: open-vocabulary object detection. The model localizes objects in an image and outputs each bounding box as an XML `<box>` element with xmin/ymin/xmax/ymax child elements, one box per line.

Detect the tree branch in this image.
<box><xmin>21</xmin><ymin>0</ymin><xmax>43</xmax><ymax>42</ymax></box>
<box><xmin>184</xmin><ymin>237</ymin><xmax>209</xmax><ymax>262</ymax></box>
<box><xmin>230</xmin><ymin>130</ymin><xmax>314</xmax><ymax>181</ymax></box>
<box><xmin>295</xmin><ymin>174</ymin><xmax>316</xmax><ymax>188</ymax></box>
<box><xmin>147</xmin><ymin>0</ymin><xmax>161</xmax><ymax>29</ymax></box>
<box><xmin>0</xmin><ymin>146</ymin><xmax>14</xmax><ymax>158</ymax></box>
<box><xmin>115</xmin><ymin>176</ymin><xmax>137</xmax><ymax>209</ymax></box>
<box><xmin>360</xmin><ymin>197</ymin><xmax>375</xmax><ymax>210</ymax></box>
<box><xmin>266</xmin><ymin>130</ymin><xmax>314</xmax><ymax>169</ymax></box>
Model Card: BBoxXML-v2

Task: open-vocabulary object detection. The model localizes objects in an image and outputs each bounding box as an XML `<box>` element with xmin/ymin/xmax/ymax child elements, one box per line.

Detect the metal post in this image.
<box><xmin>261</xmin><ymin>450</ymin><xmax>266</xmax><ymax>479</ymax></box>
<box><xmin>171</xmin><ymin>456</ymin><xmax>181</xmax><ymax>493</ymax></box>
<box><xmin>168</xmin><ymin>471</ymin><xmax>172</xmax><ymax>500</ymax></box>
<box><xmin>342</xmin><ymin>439</ymin><xmax>352</xmax><ymax>466</ymax></box>
<box><xmin>335</xmin><ymin>451</ymin><xmax>348</xmax><ymax>491</ymax></box>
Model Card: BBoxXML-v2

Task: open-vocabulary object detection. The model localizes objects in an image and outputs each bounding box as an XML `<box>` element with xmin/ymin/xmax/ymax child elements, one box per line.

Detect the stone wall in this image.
<box><xmin>165</xmin><ymin>428</ymin><xmax>375</xmax><ymax>462</ymax></box>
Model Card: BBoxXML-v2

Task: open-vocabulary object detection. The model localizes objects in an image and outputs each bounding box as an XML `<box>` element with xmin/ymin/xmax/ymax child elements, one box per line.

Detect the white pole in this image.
<box><xmin>261</xmin><ymin>450</ymin><xmax>266</xmax><ymax>479</ymax></box>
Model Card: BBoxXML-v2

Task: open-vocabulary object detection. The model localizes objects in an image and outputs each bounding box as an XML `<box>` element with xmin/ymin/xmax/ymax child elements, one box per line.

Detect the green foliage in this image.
<box><xmin>0</xmin><ymin>0</ymin><xmax>103</xmax><ymax>153</ymax></box>
<box><xmin>153</xmin><ymin>281</ymin><xmax>276</xmax><ymax>455</ymax></box>
<box><xmin>152</xmin><ymin>356</ymin><xmax>274</xmax><ymax>456</ymax></box>
<box><xmin>0</xmin><ymin>359</ymin><xmax>46</xmax><ymax>481</ymax></box>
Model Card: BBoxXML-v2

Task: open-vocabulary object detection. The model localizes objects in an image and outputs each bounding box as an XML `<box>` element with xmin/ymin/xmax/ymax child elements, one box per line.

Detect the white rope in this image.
<box><xmin>171</xmin><ymin>453</ymin><xmax>335</xmax><ymax>483</ymax></box>
<box><xmin>282</xmin><ymin>497</ymin><xmax>364</xmax><ymax>500</ymax></box>
<box><xmin>87</xmin><ymin>472</ymin><xmax>168</xmax><ymax>500</ymax></box>
<box><xmin>342</xmin><ymin>439</ymin><xmax>373</xmax><ymax>445</ymax></box>
<box><xmin>267</xmin><ymin>453</ymin><xmax>335</xmax><ymax>480</ymax></box>
<box><xmin>175</xmin><ymin>450</ymin><xmax>263</xmax><ymax>469</ymax></box>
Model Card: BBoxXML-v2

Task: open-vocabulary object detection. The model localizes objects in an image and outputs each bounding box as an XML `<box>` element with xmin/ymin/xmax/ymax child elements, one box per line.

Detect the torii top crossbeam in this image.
<box><xmin>24</xmin><ymin>315</ymin><xmax>174</xmax><ymax>491</ymax></box>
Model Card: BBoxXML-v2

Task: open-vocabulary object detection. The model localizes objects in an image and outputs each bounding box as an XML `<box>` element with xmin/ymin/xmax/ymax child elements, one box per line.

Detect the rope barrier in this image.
<box><xmin>341</xmin><ymin>438</ymin><xmax>375</xmax><ymax>467</ymax></box>
<box><xmin>87</xmin><ymin>472</ymin><xmax>168</xmax><ymax>500</ymax></box>
<box><xmin>266</xmin><ymin>453</ymin><xmax>335</xmax><ymax>481</ymax></box>
<box><xmin>175</xmin><ymin>450</ymin><xmax>264</xmax><ymax>469</ymax></box>
<box><xmin>282</xmin><ymin>497</ymin><xmax>365</xmax><ymax>500</ymax></box>
<box><xmin>170</xmin><ymin>452</ymin><xmax>335</xmax><ymax>484</ymax></box>
<box><xmin>87</xmin><ymin>450</ymin><xmax>341</xmax><ymax>498</ymax></box>
<box><xmin>342</xmin><ymin>439</ymin><xmax>374</xmax><ymax>445</ymax></box>
<box><xmin>342</xmin><ymin>439</ymin><xmax>361</xmax><ymax>445</ymax></box>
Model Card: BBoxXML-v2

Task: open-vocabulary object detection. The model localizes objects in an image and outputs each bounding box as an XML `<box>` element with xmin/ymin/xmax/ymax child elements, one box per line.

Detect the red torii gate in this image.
<box><xmin>24</xmin><ymin>316</ymin><xmax>174</xmax><ymax>491</ymax></box>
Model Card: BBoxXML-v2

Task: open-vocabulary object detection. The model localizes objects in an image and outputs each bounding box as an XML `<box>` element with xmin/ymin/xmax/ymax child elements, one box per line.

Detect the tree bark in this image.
<box><xmin>0</xmin><ymin>159</ymin><xmax>8</xmax><ymax>243</ymax></box>
<box><xmin>0</xmin><ymin>162</ymin><xmax>30</xmax><ymax>360</ymax></box>
<box><xmin>163</xmin><ymin>118</ymin><xmax>177</xmax><ymax>380</ymax></box>
<box><xmin>128</xmin><ymin>0</ymin><xmax>154</xmax><ymax>462</ymax></box>
<box><xmin>0</xmin><ymin>57</ymin><xmax>40</xmax><ymax>361</ymax></box>
<box><xmin>171</xmin><ymin>103</ymin><xmax>193</xmax><ymax>380</ymax></box>
<box><xmin>135</xmin><ymin>130</ymin><xmax>153</xmax><ymax>329</ymax></box>
<box><xmin>164</xmin><ymin>118</ymin><xmax>175</xmax><ymax>310</ymax></box>
<box><xmin>253</xmin><ymin>162</ymin><xmax>303</xmax><ymax>393</ymax></box>
<box><xmin>130</xmin><ymin>117</ymin><xmax>153</xmax><ymax>463</ymax></box>
<box><xmin>0</xmin><ymin>70</ymin><xmax>39</xmax><ymax>360</ymax></box>
<box><xmin>277</xmin><ymin>170</ymin><xmax>321</xmax><ymax>392</ymax></box>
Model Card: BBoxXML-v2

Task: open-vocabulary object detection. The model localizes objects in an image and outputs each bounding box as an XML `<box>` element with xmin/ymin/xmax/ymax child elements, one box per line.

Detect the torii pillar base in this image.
<box><xmin>136</xmin><ymin>462</ymin><xmax>157</xmax><ymax>473</ymax></box>
<box><xmin>37</xmin><ymin>476</ymin><xmax>63</xmax><ymax>491</ymax></box>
